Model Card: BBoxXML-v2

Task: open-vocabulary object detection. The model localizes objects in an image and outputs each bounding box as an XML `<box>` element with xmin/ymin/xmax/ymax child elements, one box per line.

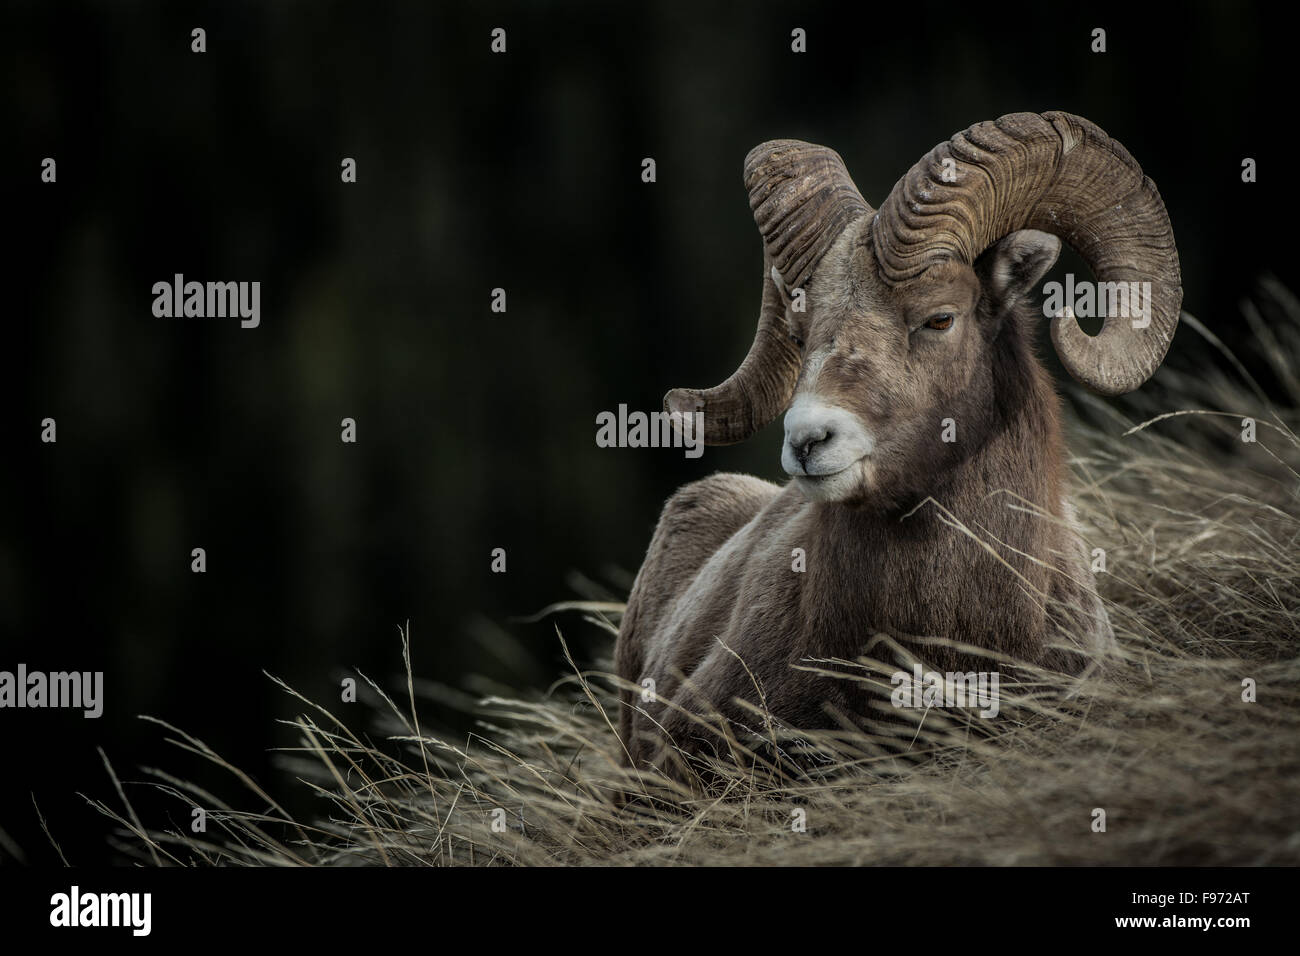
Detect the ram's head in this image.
<box><xmin>666</xmin><ymin>112</ymin><xmax>1182</xmax><ymax>509</ymax></box>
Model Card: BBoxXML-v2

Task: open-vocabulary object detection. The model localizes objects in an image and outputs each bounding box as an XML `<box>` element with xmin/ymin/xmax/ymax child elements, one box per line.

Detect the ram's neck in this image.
<box><xmin>959</xmin><ymin>333</ymin><xmax>1067</xmax><ymax>521</ymax></box>
<box><xmin>809</xmin><ymin>341</ymin><xmax>1068</xmax><ymax>665</ymax></box>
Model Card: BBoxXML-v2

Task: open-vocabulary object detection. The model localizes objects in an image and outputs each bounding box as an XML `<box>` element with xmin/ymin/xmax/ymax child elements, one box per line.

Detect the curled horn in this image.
<box><xmin>665</xmin><ymin>141</ymin><xmax>871</xmax><ymax>445</ymax></box>
<box><xmin>872</xmin><ymin>111</ymin><xmax>1181</xmax><ymax>396</ymax></box>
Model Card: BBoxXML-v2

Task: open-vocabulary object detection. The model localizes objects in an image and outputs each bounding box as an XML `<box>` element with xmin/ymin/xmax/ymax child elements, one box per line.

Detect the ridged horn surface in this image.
<box><xmin>872</xmin><ymin>111</ymin><xmax>1181</xmax><ymax>395</ymax></box>
<box><xmin>666</xmin><ymin>142</ymin><xmax>870</xmax><ymax>445</ymax></box>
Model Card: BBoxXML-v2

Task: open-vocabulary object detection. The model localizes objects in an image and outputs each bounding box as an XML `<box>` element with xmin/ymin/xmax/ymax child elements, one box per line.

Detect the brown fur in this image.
<box><xmin>616</xmin><ymin>218</ymin><xmax>1111</xmax><ymax>780</ymax></box>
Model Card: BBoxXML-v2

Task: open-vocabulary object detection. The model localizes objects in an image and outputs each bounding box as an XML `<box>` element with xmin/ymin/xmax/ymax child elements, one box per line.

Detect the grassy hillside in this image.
<box><xmin>84</xmin><ymin>279</ymin><xmax>1300</xmax><ymax>866</ymax></box>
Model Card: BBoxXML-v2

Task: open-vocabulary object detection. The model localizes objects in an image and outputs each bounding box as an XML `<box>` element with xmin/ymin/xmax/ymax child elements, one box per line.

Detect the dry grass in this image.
<box><xmin>90</xmin><ymin>277</ymin><xmax>1300</xmax><ymax>865</ymax></box>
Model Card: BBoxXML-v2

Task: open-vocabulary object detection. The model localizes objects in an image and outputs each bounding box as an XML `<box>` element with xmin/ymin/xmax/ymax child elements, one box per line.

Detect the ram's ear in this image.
<box><xmin>978</xmin><ymin>229</ymin><xmax>1061</xmax><ymax>311</ymax></box>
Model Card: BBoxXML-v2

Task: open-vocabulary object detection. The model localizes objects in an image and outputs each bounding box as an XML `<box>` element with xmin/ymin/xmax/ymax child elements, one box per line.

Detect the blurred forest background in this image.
<box><xmin>2</xmin><ymin>0</ymin><xmax>1294</xmax><ymax>864</ymax></box>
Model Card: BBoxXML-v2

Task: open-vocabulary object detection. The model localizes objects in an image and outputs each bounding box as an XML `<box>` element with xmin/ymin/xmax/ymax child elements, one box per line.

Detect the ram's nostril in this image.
<box><xmin>795</xmin><ymin>429</ymin><xmax>833</xmax><ymax>468</ymax></box>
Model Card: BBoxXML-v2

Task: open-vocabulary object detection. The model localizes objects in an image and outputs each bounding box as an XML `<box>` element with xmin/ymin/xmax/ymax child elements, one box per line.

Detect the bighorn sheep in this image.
<box><xmin>615</xmin><ymin>112</ymin><xmax>1181</xmax><ymax>778</ymax></box>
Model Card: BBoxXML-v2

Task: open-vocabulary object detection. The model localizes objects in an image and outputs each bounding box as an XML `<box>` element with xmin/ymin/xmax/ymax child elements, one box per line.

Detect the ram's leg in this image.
<box><xmin>615</xmin><ymin>473</ymin><xmax>779</xmax><ymax>769</ymax></box>
<box><xmin>645</xmin><ymin>632</ymin><xmax>881</xmax><ymax>788</ymax></box>
<box><xmin>641</xmin><ymin>637</ymin><xmax>788</xmax><ymax>786</ymax></box>
<box><xmin>1042</xmin><ymin>500</ymin><xmax>1117</xmax><ymax>674</ymax></box>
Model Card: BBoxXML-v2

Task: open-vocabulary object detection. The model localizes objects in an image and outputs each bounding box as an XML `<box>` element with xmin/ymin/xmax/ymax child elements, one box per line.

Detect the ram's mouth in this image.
<box><xmin>800</xmin><ymin>454</ymin><xmax>869</xmax><ymax>479</ymax></box>
<box><xmin>792</xmin><ymin>456</ymin><xmax>871</xmax><ymax>498</ymax></box>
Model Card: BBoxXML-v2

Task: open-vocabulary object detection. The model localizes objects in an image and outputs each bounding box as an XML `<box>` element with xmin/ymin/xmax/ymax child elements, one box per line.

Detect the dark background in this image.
<box><xmin>2</xmin><ymin>0</ymin><xmax>1292</xmax><ymax>865</ymax></box>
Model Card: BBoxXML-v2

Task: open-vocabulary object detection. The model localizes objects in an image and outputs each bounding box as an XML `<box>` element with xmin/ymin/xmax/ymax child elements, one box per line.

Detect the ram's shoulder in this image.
<box><xmin>660</xmin><ymin>472</ymin><xmax>780</xmax><ymax>518</ymax></box>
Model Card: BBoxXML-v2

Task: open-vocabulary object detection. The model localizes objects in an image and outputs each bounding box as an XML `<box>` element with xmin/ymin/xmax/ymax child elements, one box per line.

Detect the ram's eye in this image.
<box><xmin>925</xmin><ymin>313</ymin><xmax>955</xmax><ymax>331</ymax></box>
<box><xmin>789</xmin><ymin>332</ymin><xmax>805</xmax><ymax>348</ymax></box>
